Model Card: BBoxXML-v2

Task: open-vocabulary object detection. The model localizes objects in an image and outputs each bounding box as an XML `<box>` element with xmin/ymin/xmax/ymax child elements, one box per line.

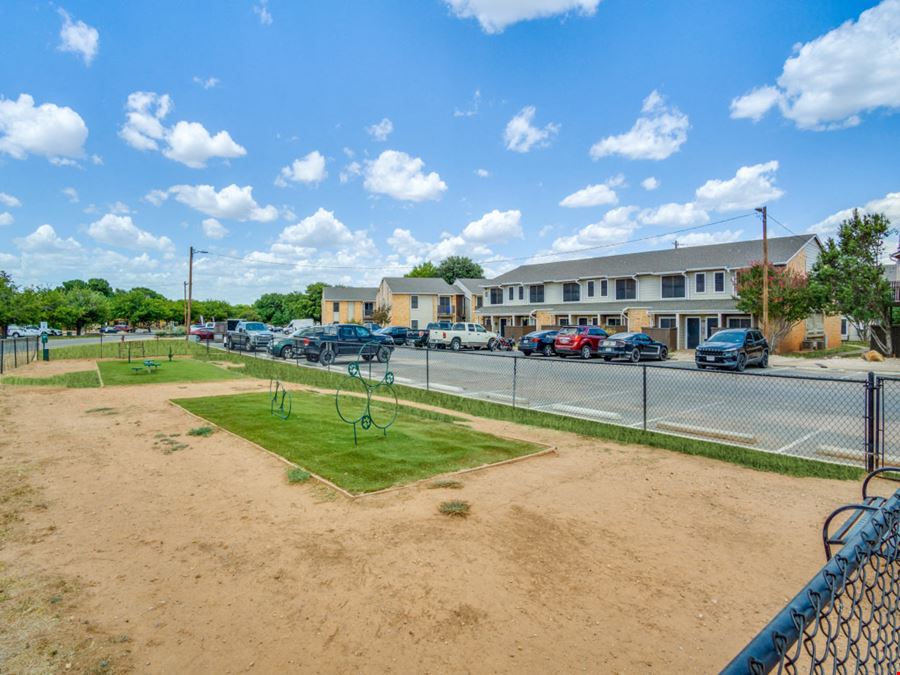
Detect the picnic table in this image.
<box><xmin>131</xmin><ymin>359</ymin><xmax>162</xmax><ymax>374</ymax></box>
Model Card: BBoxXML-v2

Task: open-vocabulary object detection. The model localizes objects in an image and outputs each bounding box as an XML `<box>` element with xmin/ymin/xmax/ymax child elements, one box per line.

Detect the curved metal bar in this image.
<box><xmin>822</xmin><ymin>503</ymin><xmax>880</xmax><ymax>561</ymax></box>
<box><xmin>862</xmin><ymin>466</ymin><xmax>900</xmax><ymax>500</ymax></box>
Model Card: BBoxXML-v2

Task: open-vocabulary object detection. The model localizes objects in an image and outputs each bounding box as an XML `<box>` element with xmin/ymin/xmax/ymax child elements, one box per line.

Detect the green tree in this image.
<box><xmin>405</xmin><ymin>261</ymin><xmax>439</xmax><ymax>278</ymax></box>
<box><xmin>61</xmin><ymin>288</ymin><xmax>109</xmax><ymax>334</ymax></box>
<box><xmin>60</xmin><ymin>279</ymin><xmax>88</xmax><ymax>292</ymax></box>
<box><xmin>110</xmin><ymin>287</ymin><xmax>167</xmax><ymax>327</ymax></box>
<box><xmin>254</xmin><ymin>293</ymin><xmax>289</xmax><ymax>324</ymax></box>
<box><xmin>87</xmin><ymin>278</ymin><xmax>114</xmax><ymax>297</ymax></box>
<box><xmin>371</xmin><ymin>304</ymin><xmax>391</xmax><ymax>325</ymax></box>
<box><xmin>436</xmin><ymin>256</ymin><xmax>484</xmax><ymax>284</ymax></box>
<box><xmin>736</xmin><ymin>263</ymin><xmax>816</xmax><ymax>351</ymax></box>
<box><xmin>810</xmin><ymin>210</ymin><xmax>895</xmax><ymax>354</ymax></box>
<box><xmin>297</xmin><ymin>282</ymin><xmax>326</xmax><ymax>322</ymax></box>
<box><xmin>0</xmin><ymin>271</ymin><xmax>18</xmax><ymax>335</ymax></box>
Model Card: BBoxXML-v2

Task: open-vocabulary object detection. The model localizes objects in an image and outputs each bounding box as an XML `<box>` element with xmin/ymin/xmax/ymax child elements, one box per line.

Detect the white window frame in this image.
<box><xmin>695</xmin><ymin>273</ymin><xmax>705</xmax><ymax>294</ymax></box>
<box><xmin>714</xmin><ymin>271</ymin><xmax>725</xmax><ymax>293</ymax></box>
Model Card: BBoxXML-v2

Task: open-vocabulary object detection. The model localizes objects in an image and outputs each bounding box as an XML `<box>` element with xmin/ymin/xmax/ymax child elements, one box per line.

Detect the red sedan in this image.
<box><xmin>190</xmin><ymin>326</ymin><xmax>214</xmax><ymax>340</ymax></box>
<box><xmin>553</xmin><ymin>326</ymin><xmax>608</xmax><ymax>359</ymax></box>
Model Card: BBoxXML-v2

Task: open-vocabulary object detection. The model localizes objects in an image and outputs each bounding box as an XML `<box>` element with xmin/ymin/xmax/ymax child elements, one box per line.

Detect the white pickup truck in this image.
<box><xmin>428</xmin><ymin>322</ymin><xmax>498</xmax><ymax>351</ymax></box>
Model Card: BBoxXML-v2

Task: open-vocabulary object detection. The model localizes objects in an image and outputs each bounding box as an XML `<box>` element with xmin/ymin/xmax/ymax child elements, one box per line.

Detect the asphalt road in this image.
<box><xmin>213</xmin><ymin>342</ymin><xmax>884</xmax><ymax>468</ymax></box>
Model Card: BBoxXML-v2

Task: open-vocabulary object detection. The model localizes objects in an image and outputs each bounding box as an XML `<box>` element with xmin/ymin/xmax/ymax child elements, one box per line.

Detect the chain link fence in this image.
<box><xmin>0</xmin><ymin>336</ymin><xmax>41</xmax><ymax>374</ymax></box>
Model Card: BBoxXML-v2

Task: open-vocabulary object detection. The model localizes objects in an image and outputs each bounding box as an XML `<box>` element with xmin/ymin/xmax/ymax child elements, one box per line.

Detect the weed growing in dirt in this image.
<box><xmin>287</xmin><ymin>468</ymin><xmax>311</xmax><ymax>483</ymax></box>
<box><xmin>85</xmin><ymin>407</ymin><xmax>117</xmax><ymax>415</ymax></box>
<box><xmin>187</xmin><ymin>426</ymin><xmax>215</xmax><ymax>437</ymax></box>
<box><xmin>154</xmin><ymin>437</ymin><xmax>188</xmax><ymax>454</ymax></box>
<box><xmin>1</xmin><ymin>371</ymin><xmax>101</xmax><ymax>388</ymax></box>
<box><xmin>428</xmin><ymin>479</ymin><xmax>463</xmax><ymax>489</ymax></box>
<box><xmin>439</xmin><ymin>500</ymin><xmax>471</xmax><ymax>517</ymax></box>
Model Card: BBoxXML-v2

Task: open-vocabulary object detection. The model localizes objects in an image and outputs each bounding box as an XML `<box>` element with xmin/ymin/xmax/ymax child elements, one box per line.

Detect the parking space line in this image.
<box><xmin>776</xmin><ymin>430</ymin><xmax>822</xmax><ymax>454</ymax></box>
<box><xmin>628</xmin><ymin>401</ymin><xmax>723</xmax><ymax>428</ymax></box>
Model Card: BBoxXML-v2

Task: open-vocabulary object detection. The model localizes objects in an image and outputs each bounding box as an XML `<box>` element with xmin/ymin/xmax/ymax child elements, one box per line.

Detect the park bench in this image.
<box><xmin>822</xmin><ymin>466</ymin><xmax>900</xmax><ymax>560</ymax></box>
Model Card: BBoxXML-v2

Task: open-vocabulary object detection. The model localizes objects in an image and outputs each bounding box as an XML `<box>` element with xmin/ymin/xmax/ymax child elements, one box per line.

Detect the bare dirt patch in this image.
<box><xmin>5</xmin><ymin>358</ymin><xmax>98</xmax><ymax>379</ymax></box>
<box><xmin>0</xmin><ymin>377</ymin><xmax>870</xmax><ymax>672</ymax></box>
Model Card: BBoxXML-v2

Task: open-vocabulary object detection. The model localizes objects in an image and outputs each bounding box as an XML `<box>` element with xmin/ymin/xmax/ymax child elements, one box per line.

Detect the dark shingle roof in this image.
<box><xmin>383</xmin><ymin>277</ymin><xmax>460</xmax><ymax>294</ymax></box>
<box><xmin>488</xmin><ymin>235</ymin><xmax>817</xmax><ymax>286</ymax></box>
<box><xmin>321</xmin><ymin>286</ymin><xmax>378</xmax><ymax>302</ymax></box>
<box><xmin>453</xmin><ymin>278</ymin><xmax>488</xmax><ymax>294</ymax></box>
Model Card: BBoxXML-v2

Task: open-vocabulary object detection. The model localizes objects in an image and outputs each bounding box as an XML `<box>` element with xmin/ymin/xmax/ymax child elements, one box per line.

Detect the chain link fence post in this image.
<box><xmin>642</xmin><ymin>365</ymin><xmax>648</xmax><ymax>432</ymax></box>
<box><xmin>512</xmin><ymin>355</ymin><xmax>518</xmax><ymax>410</ymax></box>
<box><xmin>865</xmin><ymin>371</ymin><xmax>878</xmax><ymax>472</ymax></box>
<box><xmin>426</xmin><ymin>347</ymin><xmax>430</xmax><ymax>391</ymax></box>
<box><xmin>1</xmin><ymin>338</ymin><xmax>4</xmax><ymax>375</ymax></box>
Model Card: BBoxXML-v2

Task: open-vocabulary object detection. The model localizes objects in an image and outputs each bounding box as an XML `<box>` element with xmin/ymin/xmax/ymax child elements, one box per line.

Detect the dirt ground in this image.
<box><xmin>0</xmin><ymin>363</ymin><xmax>873</xmax><ymax>673</ymax></box>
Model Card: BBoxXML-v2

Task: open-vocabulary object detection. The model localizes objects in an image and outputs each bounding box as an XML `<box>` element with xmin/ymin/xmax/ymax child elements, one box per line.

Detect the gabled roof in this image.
<box><xmin>382</xmin><ymin>277</ymin><xmax>460</xmax><ymax>294</ymax></box>
<box><xmin>321</xmin><ymin>286</ymin><xmax>378</xmax><ymax>302</ymax></box>
<box><xmin>453</xmin><ymin>278</ymin><xmax>488</xmax><ymax>295</ymax></box>
<box><xmin>487</xmin><ymin>235</ymin><xmax>818</xmax><ymax>286</ymax></box>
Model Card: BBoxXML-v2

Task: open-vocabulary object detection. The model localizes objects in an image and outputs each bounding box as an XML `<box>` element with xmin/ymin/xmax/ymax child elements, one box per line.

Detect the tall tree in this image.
<box><xmin>0</xmin><ymin>271</ymin><xmax>17</xmax><ymax>336</ymax></box>
<box><xmin>810</xmin><ymin>210</ymin><xmax>895</xmax><ymax>354</ymax></box>
<box><xmin>405</xmin><ymin>261</ymin><xmax>439</xmax><ymax>278</ymax></box>
<box><xmin>298</xmin><ymin>282</ymin><xmax>326</xmax><ymax>322</ymax></box>
<box><xmin>736</xmin><ymin>263</ymin><xmax>816</xmax><ymax>351</ymax></box>
<box><xmin>436</xmin><ymin>256</ymin><xmax>484</xmax><ymax>284</ymax></box>
<box><xmin>87</xmin><ymin>277</ymin><xmax>114</xmax><ymax>297</ymax></box>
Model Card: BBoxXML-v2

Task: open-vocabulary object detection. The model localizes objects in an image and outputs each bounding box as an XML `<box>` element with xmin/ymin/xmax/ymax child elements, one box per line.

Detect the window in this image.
<box><xmin>364</xmin><ymin>301</ymin><xmax>374</xmax><ymax>315</ymax></box>
<box><xmin>355</xmin><ymin>326</ymin><xmax>371</xmax><ymax>338</ymax></box>
<box><xmin>490</xmin><ymin>288</ymin><xmax>503</xmax><ymax>304</ymax></box>
<box><xmin>806</xmin><ymin>313</ymin><xmax>824</xmax><ymax>337</ymax></box>
<box><xmin>559</xmin><ymin>318</ymin><xmax>569</xmax><ymax>326</ymax></box>
<box><xmin>411</xmin><ymin>320</ymin><xmax>418</xmax><ymax>329</ymax></box>
<box><xmin>508</xmin><ymin>286</ymin><xmax>514</xmax><ymax>301</ymax></box>
<box><xmin>591</xmin><ymin>317</ymin><xmax>598</xmax><ymax>325</ymax></box>
<box><xmin>332</xmin><ymin>301</ymin><xmax>340</xmax><ymax>312</ymax></box>
<box><xmin>475</xmin><ymin>325</ymin><xmax>486</xmax><ymax>333</ymax></box>
<box><xmin>606</xmin><ymin>316</ymin><xmax>621</xmax><ymax>327</ymax></box>
<box><xmin>727</xmin><ymin>317</ymin><xmax>752</xmax><ymax>328</ymax></box>
<box><xmin>601</xmin><ymin>279</ymin><xmax>608</xmax><ymax>297</ymax></box>
<box><xmin>563</xmin><ymin>283</ymin><xmax>581</xmax><ymax>302</ymax></box>
<box><xmin>588</xmin><ymin>327</ymin><xmax>606</xmax><ymax>336</ymax></box>
<box><xmin>615</xmin><ymin>278</ymin><xmax>636</xmax><ymax>300</ymax></box>
<box><xmin>529</xmin><ymin>285</ymin><xmax>544</xmax><ymax>303</ymax></box>
<box><xmin>411</xmin><ymin>295</ymin><xmax>419</xmax><ymax>309</ymax></box>
<box><xmin>476</xmin><ymin>296</ymin><xmax>483</xmax><ymax>309</ymax></box>
<box><xmin>841</xmin><ymin>318</ymin><xmax>848</xmax><ymax>336</ymax></box>
<box><xmin>453</xmin><ymin>322</ymin><xmax>465</xmax><ymax>330</ymax></box>
<box><xmin>661</xmin><ymin>275</ymin><xmax>685</xmax><ymax>298</ymax></box>
<box><xmin>657</xmin><ymin>316</ymin><xmax>676</xmax><ymax>329</ymax></box>
<box><xmin>578</xmin><ymin>317</ymin><xmax>588</xmax><ymax>325</ymax></box>
<box><xmin>518</xmin><ymin>286</ymin><xmax>524</xmax><ymax>300</ymax></box>
<box><xmin>587</xmin><ymin>280</ymin><xmax>595</xmax><ymax>297</ymax></box>
<box><xmin>695</xmin><ymin>273</ymin><xmax>705</xmax><ymax>293</ymax></box>
<box><xmin>714</xmin><ymin>272</ymin><xmax>725</xmax><ymax>293</ymax></box>
<box><xmin>438</xmin><ymin>296</ymin><xmax>451</xmax><ymax>315</ymax></box>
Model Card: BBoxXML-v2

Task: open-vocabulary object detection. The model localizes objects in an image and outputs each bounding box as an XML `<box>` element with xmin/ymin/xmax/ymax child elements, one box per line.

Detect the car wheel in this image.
<box><xmin>450</xmin><ymin>338</ymin><xmax>461</xmax><ymax>351</ymax></box>
<box><xmin>376</xmin><ymin>346</ymin><xmax>390</xmax><ymax>363</ymax></box>
<box><xmin>659</xmin><ymin>347</ymin><xmax>668</xmax><ymax>361</ymax></box>
<box><xmin>362</xmin><ymin>354</ymin><xmax>373</xmax><ymax>362</ymax></box>
<box><xmin>521</xmin><ymin>350</ymin><xmax>533</xmax><ymax>356</ymax></box>
<box><xmin>630</xmin><ymin>348</ymin><xmax>641</xmax><ymax>364</ymax></box>
<box><xmin>580</xmin><ymin>344</ymin><xmax>592</xmax><ymax>360</ymax></box>
<box><xmin>759</xmin><ymin>350</ymin><xmax>769</xmax><ymax>368</ymax></box>
<box><xmin>603</xmin><ymin>356</ymin><xmax>612</xmax><ymax>362</ymax></box>
<box><xmin>320</xmin><ymin>348</ymin><xmax>336</xmax><ymax>366</ymax></box>
<box><xmin>697</xmin><ymin>364</ymin><xmax>707</xmax><ymax>369</ymax></box>
<box><xmin>735</xmin><ymin>353</ymin><xmax>747</xmax><ymax>372</ymax></box>
<box><xmin>487</xmin><ymin>338</ymin><xmax>496</xmax><ymax>351</ymax></box>
<box><xmin>224</xmin><ymin>337</ymin><xmax>231</xmax><ymax>349</ymax></box>
<box><xmin>542</xmin><ymin>344</ymin><xmax>553</xmax><ymax>357</ymax></box>
<box><xmin>282</xmin><ymin>345</ymin><xmax>294</xmax><ymax>359</ymax></box>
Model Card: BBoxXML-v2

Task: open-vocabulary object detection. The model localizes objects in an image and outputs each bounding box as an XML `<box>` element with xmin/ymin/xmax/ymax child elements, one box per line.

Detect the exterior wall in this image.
<box><xmin>391</xmin><ymin>295</ymin><xmax>411</xmax><ymax>327</ymax></box>
<box><xmin>637</xmin><ymin>275</ymin><xmax>658</xmax><ymax>301</ymax></box>
<box><xmin>626</xmin><ymin>308</ymin><xmax>650</xmax><ymax>332</ymax></box>
<box><xmin>535</xmin><ymin>311</ymin><xmax>555</xmax><ymax>330</ymax></box>
<box><xmin>407</xmin><ymin>294</ymin><xmax>434</xmax><ymax>327</ymax></box>
<box><xmin>780</xmin><ymin>321</ymin><xmax>806</xmax><ymax>354</ymax></box>
<box><xmin>824</xmin><ymin>315</ymin><xmax>842</xmax><ymax>348</ymax></box>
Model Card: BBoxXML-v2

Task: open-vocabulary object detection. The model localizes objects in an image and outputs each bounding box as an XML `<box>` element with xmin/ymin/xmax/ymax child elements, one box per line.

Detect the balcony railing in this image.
<box><xmin>437</xmin><ymin>305</ymin><xmax>453</xmax><ymax>316</ymax></box>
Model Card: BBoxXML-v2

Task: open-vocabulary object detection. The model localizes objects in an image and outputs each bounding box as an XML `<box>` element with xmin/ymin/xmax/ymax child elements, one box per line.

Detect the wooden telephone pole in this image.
<box><xmin>186</xmin><ymin>246</ymin><xmax>208</xmax><ymax>338</ymax></box>
<box><xmin>755</xmin><ymin>206</ymin><xmax>769</xmax><ymax>339</ymax></box>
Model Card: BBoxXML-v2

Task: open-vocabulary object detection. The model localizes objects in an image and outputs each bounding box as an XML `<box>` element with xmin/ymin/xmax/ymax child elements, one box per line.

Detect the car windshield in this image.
<box><xmin>244</xmin><ymin>322</ymin><xmax>266</xmax><ymax>331</ymax></box>
<box><xmin>710</xmin><ymin>330</ymin><xmax>745</xmax><ymax>344</ymax></box>
<box><xmin>612</xmin><ymin>333</ymin><xmax>637</xmax><ymax>340</ymax></box>
<box><xmin>558</xmin><ymin>327</ymin><xmax>578</xmax><ymax>335</ymax></box>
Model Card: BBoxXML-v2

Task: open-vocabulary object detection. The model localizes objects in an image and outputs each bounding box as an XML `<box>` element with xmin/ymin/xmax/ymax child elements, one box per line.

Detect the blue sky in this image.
<box><xmin>1</xmin><ymin>0</ymin><xmax>899</xmax><ymax>302</ymax></box>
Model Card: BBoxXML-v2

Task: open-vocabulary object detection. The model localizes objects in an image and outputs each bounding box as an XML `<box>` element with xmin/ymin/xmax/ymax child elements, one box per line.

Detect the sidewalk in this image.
<box><xmin>669</xmin><ymin>349</ymin><xmax>900</xmax><ymax>375</ymax></box>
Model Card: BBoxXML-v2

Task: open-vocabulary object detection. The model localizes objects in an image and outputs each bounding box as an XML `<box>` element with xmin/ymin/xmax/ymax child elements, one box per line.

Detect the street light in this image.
<box><xmin>186</xmin><ymin>246</ymin><xmax>209</xmax><ymax>336</ymax></box>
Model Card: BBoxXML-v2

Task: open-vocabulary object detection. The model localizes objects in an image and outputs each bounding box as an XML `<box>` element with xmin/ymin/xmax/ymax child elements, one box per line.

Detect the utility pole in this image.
<box><xmin>186</xmin><ymin>246</ymin><xmax>208</xmax><ymax>338</ymax></box>
<box><xmin>755</xmin><ymin>206</ymin><xmax>769</xmax><ymax>340</ymax></box>
<box><xmin>183</xmin><ymin>281</ymin><xmax>188</xmax><ymax>332</ymax></box>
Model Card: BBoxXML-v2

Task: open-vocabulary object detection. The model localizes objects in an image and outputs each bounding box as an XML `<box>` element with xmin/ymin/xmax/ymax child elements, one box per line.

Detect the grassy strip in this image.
<box><xmin>1</xmin><ymin>370</ymin><xmax>101</xmax><ymax>388</ymax></box>
<box><xmin>174</xmin><ymin>391</ymin><xmax>541</xmax><ymax>493</ymax></box>
<box><xmin>97</xmin><ymin>358</ymin><xmax>240</xmax><ymax>386</ymax></box>
<box><xmin>208</xmin><ymin>352</ymin><xmax>863</xmax><ymax>481</ymax></box>
<box><xmin>783</xmin><ymin>343</ymin><xmax>867</xmax><ymax>359</ymax></box>
<box><xmin>50</xmin><ymin>339</ymin><xmax>203</xmax><ymax>360</ymax></box>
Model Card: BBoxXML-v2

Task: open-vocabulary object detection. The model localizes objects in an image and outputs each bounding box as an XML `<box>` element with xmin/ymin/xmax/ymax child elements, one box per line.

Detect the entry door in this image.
<box><xmin>705</xmin><ymin>317</ymin><xmax>718</xmax><ymax>340</ymax></box>
<box><xmin>686</xmin><ymin>318</ymin><xmax>701</xmax><ymax>349</ymax></box>
<box><xmin>499</xmin><ymin>318</ymin><xmax>508</xmax><ymax>336</ymax></box>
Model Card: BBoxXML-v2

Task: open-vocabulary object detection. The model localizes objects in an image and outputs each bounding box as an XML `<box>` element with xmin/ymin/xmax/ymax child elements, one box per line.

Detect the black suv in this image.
<box><xmin>695</xmin><ymin>328</ymin><xmax>769</xmax><ymax>371</ymax></box>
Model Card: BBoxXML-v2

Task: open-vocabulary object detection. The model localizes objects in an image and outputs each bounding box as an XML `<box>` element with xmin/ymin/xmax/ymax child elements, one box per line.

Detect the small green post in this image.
<box><xmin>41</xmin><ymin>333</ymin><xmax>49</xmax><ymax>361</ymax></box>
<box><xmin>168</xmin><ymin>345</ymin><xmax>173</xmax><ymax>362</ymax></box>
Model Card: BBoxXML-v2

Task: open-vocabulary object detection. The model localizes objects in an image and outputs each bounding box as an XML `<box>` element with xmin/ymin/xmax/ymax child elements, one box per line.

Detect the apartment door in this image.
<box><xmin>686</xmin><ymin>317</ymin><xmax>701</xmax><ymax>349</ymax></box>
<box><xmin>499</xmin><ymin>318</ymin><xmax>508</xmax><ymax>336</ymax></box>
<box><xmin>705</xmin><ymin>317</ymin><xmax>719</xmax><ymax>340</ymax></box>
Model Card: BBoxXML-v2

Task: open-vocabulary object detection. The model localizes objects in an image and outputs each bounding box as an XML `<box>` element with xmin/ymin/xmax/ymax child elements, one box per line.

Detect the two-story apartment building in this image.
<box><xmin>321</xmin><ymin>286</ymin><xmax>377</xmax><ymax>324</ymax></box>
<box><xmin>476</xmin><ymin>234</ymin><xmax>840</xmax><ymax>353</ymax></box>
<box><xmin>376</xmin><ymin>278</ymin><xmax>482</xmax><ymax>329</ymax></box>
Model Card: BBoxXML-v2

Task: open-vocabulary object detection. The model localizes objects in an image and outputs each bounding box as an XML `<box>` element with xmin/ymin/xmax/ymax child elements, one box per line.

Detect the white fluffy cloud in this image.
<box><xmin>57</xmin><ymin>9</ymin><xmax>99</xmax><ymax>65</ymax></box>
<box><xmin>119</xmin><ymin>92</ymin><xmax>246</xmax><ymax>168</ymax></box>
<box><xmin>551</xmin><ymin>206</ymin><xmax>640</xmax><ymax>253</ymax></box>
<box><xmin>388</xmin><ymin>228</ymin><xmax>491</xmax><ymax>264</ymax></box>
<box><xmin>62</xmin><ymin>187</ymin><xmax>79</xmax><ymax>203</ymax></box>
<box><xmin>461</xmin><ymin>209</ymin><xmax>523</xmax><ymax>243</ymax></box>
<box><xmin>339</xmin><ymin>161</ymin><xmax>362</xmax><ymax>184</ymax></box>
<box><xmin>639</xmin><ymin>202</ymin><xmax>709</xmax><ymax>227</ymax></box>
<box><xmin>695</xmin><ymin>161</ymin><xmax>784</xmax><ymax>211</ymax></box>
<box><xmin>0</xmin><ymin>192</ymin><xmax>21</xmax><ymax>208</ymax></box>
<box><xmin>504</xmin><ymin>106</ymin><xmax>559</xmax><ymax>153</ymax></box>
<box><xmin>275</xmin><ymin>151</ymin><xmax>327</xmax><ymax>187</ymax></box>
<box><xmin>590</xmin><ymin>90</ymin><xmax>688</xmax><ymax>160</ymax></box>
<box><xmin>278</xmin><ymin>208</ymin><xmax>355</xmax><ymax>247</ymax></box>
<box><xmin>808</xmin><ymin>191</ymin><xmax>900</xmax><ymax>235</ymax></box>
<box><xmin>445</xmin><ymin>0</ymin><xmax>601</xmax><ymax>33</ymax></box>
<box><xmin>559</xmin><ymin>182</ymin><xmax>618</xmax><ymax>208</ymax></box>
<box><xmin>87</xmin><ymin>214</ymin><xmax>174</xmax><ymax>253</ymax></box>
<box><xmin>168</xmin><ymin>184</ymin><xmax>279</xmax><ymax>222</ymax></box>
<box><xmin>254</xmin><ymin>0</ymin><xmax>273</xmax><ymax>25</ymax></box>
<box><xmin>641</xmin><ymin>177</ymin><xmax>659</xmax><ymax>191</ymax></box>
<box><xmin>664</xmin><ymin>230</ymin><xmax>744</xmax><ymax>247</ymax></box>
<box><xmin>0</xmin><ymin>94</ymin><xmax>88</xmax><ymax>162</ymax></box>
<box><xmin>201</xmin><ymin>218</ymin><xmax>229</xmax><ymax>240</ymax></box>
<box><xmin>143</xmin><ymin>189</ymin><xmax>169</xmax><ymax>206</ymax></box>
<box><xmin>364</xmin><ymin>150</ymin><xmax>447</xmax><ymax>201</ymax></box>
<box><xmin>0</xmin><ymin>212</ymin><xmax>13</xmax><ymax>226</ymax></box>
<box><xmin>475</xmin><ymin>168</ymin><xmax>490</xmax><ymax>178</ymax></box>
<box><xmin>366</xmin><ymin>118</ymin><xmax>393</xmax><ymax>141</ymax></box>
<box><xmin>193</xmin><ymin>76</ymin><xmax>220</xmax><ymax>90</ymax></box>
<box><xmin>15</xmin><ymin>224</ymin><xmax>81</xmax><ymax>253</ymax></box>
<box><xmin>730</xmin><ymin>0</ymin><xmax>900</xmax><ymax>129</ymax></box>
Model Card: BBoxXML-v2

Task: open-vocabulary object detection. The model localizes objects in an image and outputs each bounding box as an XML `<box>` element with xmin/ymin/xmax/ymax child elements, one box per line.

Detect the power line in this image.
<box><xmin>196</xmin><ymin>212</ymin><xmax>757</xmax><ymax>272</ymax></box>
<box><xmin>763</xmin><ymin>211</ymin><xmax>797</xmax><ymax>236</ymax></box>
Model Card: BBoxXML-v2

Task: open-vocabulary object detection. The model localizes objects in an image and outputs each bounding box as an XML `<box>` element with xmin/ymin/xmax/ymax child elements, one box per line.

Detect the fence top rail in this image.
<box><xmin>721</xmin><ymin>490</ymin><xmax>900</xmax><ymax>674</ymax></box>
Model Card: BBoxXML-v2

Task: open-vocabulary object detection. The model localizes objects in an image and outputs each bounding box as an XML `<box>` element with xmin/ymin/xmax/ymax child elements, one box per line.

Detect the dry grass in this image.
<box><xmin>439</xmin><ymin>500</ymin><xmax>471</xmax><ymax>517</ymax></box>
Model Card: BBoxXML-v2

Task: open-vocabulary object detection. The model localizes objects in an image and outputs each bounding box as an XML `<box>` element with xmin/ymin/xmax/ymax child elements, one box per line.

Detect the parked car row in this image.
<box><xmin>268</xmin><ymin>323</ymin><xmax>393</xmax><ymax>365</ymax></box>
<box><xmin>5</xmin><ymin>324</ymin><xmax>62</xmax><ymax>337</ymax></box>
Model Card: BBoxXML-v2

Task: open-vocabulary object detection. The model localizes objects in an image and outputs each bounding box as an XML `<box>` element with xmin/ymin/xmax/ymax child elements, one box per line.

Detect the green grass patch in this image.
<box><xmin>287</xmin><ymin>468</ymin><xmax>311</xmax><ymax>484</ymax></box>
<box><xmin>784</xmin><ymin>343</ymin><xmax>868</xmax><ymax>359</ymax></box>
<box><xmin>96</xmin><ymin>358</ymin><xmax>240</xmax><ymax>386</ymax></box>
<box><xmin>439</xmin><ymin>500</ymin><xmax>471</xmax><ymax>517</ymax></box>
<box><xmin>172</xmin><ymin>391</ymin><xmax>542</xmax><ymax>494</ymax></box>
<box><xmin>1</xmin><ymin>370</ymin><xmax>101</xmax><ymax>388</ymax></box>
<box><xmin>50</xmin><ymin>339</ymin><xmax>205</xmax><ymax>360</ymax></box>
<box><xmin>187</xmin><ymin>426</ymin><xmax>215</xmax><ymax>437</ymax></box>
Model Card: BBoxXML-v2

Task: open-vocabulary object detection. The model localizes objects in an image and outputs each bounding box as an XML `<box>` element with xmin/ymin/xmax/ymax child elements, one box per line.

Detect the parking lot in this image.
<box><xmin>213</xmin><ymin>341</ymin><xmax>878</xmax><ymax>468</ymax></box>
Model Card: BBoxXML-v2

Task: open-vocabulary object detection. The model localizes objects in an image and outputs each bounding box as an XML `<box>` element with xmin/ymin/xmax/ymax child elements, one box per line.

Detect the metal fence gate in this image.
<box><xmin>0</xmin><ymin>336</ymin><xmax>41</xmax><ymax>374</ymax></box>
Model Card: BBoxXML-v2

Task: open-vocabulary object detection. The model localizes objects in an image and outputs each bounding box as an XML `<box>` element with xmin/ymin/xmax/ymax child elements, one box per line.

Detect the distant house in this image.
<box><xmin>476</xmin><ymin>234</ymin><xmax>840</xmax><ymax>353</ymax></box>
<box><xmin>321</xmin><ymin>286</ymin><xmax>378</xmax><ymax>324</ymax></box>
<box><xmin>376</xmin><ymin>278</ymin><xmax>468</xmax><ymax>329</ymax></box>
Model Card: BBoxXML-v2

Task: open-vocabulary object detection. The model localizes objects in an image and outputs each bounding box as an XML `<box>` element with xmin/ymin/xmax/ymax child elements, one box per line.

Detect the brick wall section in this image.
<box><xmin>626</xmin><ymin>308</ymin><xmax>650</xmax><ymax>332</ymax></box>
